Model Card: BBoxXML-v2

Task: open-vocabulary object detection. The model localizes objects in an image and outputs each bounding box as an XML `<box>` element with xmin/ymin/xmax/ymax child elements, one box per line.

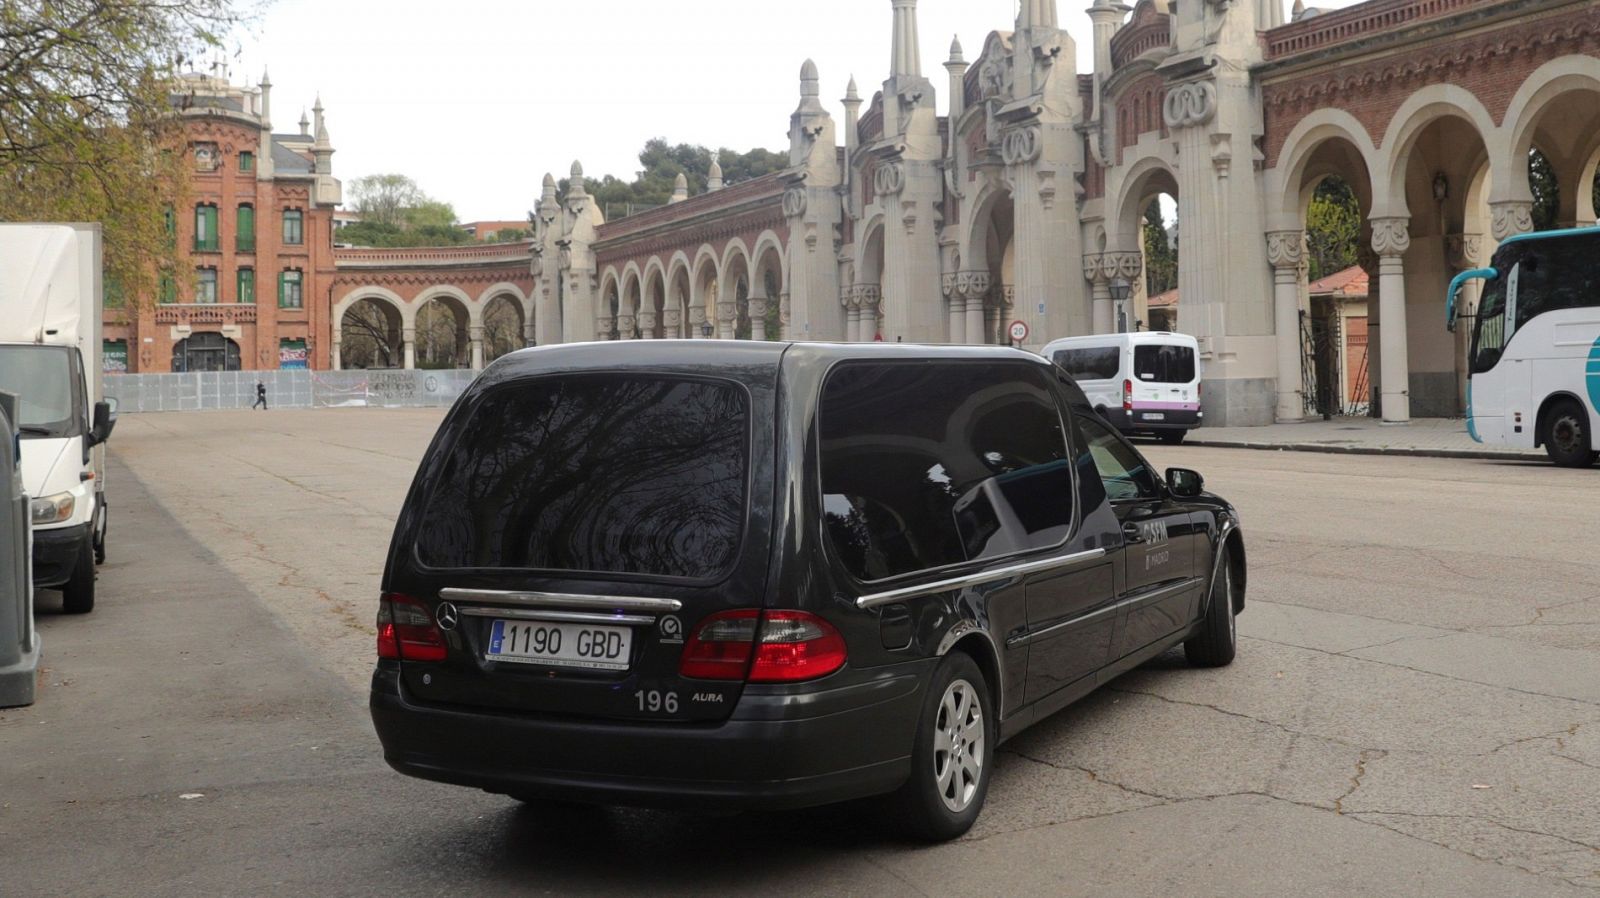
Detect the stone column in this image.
<box><xmin>716</xmin><ymin>288</ymin><xmax>737</xmax><ymax>340</ymax></box>
<box><xmin>468</xmin><ymin>325</ymin><xmax>485</xmax><ymax>370</ymax></box>
<box><xmin>523</xmin><ymin>320</ymin><xmax>536</xmax><ymax>348</ymax></box>
<box><xmin>616</xmin><ymin>314</ymin><xmax>636</xmax><ymax>341</ymax></box>
<box><xmin>688</xmin><ymin>306</ymin><xmax>708</xmax><ymax>339</ymax></box>
<box><xmin>942</xmin><ymin>275</ymin><xmax>965</xmax><ymax>344</ymax></box>
<box><xmin>595</xmin><ymin>315</ymin><xmax>614</xmax><ymax>341</ymax></box>
<box><xmin>860</xmin><ymin>286</ymin><xmax>882</xmax><ymax>341</ymax></box>
<box><xmin>1084</xmin><ymin>255</ymin><xmax>1113</xmax><ymax>335</ymax></box>
<box><xmin>331</xmin><ymin>337</ymin><xmax>342</xmax><ymax>371</ymax></box>
<box><xmin>662</xmin><ymin>308</ymin><xmax>681</xmax><ymax>340</ymax></box>
<box><xmin>965</xmin><ymin>273</ymin><xmax>991</xmax><ymax>345</ymax></box>
<box><xmin>638</xmin><ymin>307</ymin><xmax>657</xmax><ymax>340</ymax></box>
<box><xmin>1371</xmin><ymin>218</ymin><xmax>1412</xmax><ymax>424</ymax></box>
<box><xmin>1266</xmin><ymin>230</ymin><xmax>1305</xmax><ymax>422</ymax></box>
<box><xmin>401</xmin><ymin>327</ymin><xmax>416</xmax><ymax>370</ymax></box>
<box><xmin>778</xmin><ymin>292</ymin><xmax>792</xmax><ymax>342</ymax></box>
<box><xmin>749</xmin><ymin>297</ymin><xmax>768</xmax><ymax>342</ymax></box>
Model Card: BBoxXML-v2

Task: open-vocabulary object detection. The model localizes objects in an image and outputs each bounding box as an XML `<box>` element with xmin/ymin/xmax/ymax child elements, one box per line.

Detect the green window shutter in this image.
<box><xmin>277</xmin><ymin>271</ymin><xmax>285</xmax><ymax>307</ymax></box>
<box><xmin>238</xmin><ymin>269</ymin><xmax>255</xmax><ymax>304</ymax></box>
<box><xmin>240</xmin><ymin>152</ymin><xmax>254</xmax><ymax>172</ymax></box>
<box><xmin>195</xmin><ymin>205</ymin><xmax>217</xmax><ymax>251</ymax></box>
<box><xmin>237</xmin><ymin>206</ymin><xmax>255</xmax><ymax>252</ymax></box>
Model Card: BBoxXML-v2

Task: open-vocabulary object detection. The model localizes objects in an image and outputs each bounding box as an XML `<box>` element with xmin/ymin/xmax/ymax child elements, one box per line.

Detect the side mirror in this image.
<box><xmin>1166</xmin><ymin>467</ymin><xmax>1204</xmax><ymax>498</ymax></box>
<box><xmin>89</xmin><ymin>400</ymin><xmax>116</xmax><ymax>446</ymax></box>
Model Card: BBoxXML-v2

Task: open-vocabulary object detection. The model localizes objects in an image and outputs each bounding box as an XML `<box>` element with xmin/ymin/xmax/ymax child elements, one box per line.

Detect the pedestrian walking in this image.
<box><xmin>252</xmin><ymin>381</ymin><xmax>268</xmax><ymax>411</ymax></box>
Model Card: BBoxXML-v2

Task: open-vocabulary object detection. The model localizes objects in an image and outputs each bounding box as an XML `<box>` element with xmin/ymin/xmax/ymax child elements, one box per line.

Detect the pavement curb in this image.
<box><xmin>1185</xmin><ymin>438</ymin><xmax>1542</xmax><ymax>462</ymax></box>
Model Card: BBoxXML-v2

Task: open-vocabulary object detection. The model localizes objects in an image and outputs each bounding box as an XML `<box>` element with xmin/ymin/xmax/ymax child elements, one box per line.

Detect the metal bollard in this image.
<box><xmin>0</xmin><ymin>390</ymin><xmax>39</xmax><ymax>708</ymax></box>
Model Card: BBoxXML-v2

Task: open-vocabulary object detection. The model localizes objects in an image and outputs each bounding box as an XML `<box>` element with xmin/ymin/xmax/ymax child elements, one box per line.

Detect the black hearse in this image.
<box><xmin>370</xmin><ymin>341</ymin><xmax>1246</xmax><ymax>840</ymax></box>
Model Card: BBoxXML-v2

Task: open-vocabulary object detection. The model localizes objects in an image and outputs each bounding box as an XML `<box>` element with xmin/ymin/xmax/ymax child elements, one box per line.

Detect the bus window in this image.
<box><xmin>1512</xmin><ymin>235</ymin><xmax>1599</xmax><ymax>331</ymax></box>
<box><xmin>1472</xmin><ymin>269</ymin><xmax>1508</xmax><ymax>374</ymax></box>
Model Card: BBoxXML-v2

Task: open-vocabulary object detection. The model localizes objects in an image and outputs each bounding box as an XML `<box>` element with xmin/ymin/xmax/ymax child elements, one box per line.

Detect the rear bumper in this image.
<box><xmin>32</xmin><ymin>523</ymin><xmax>89</xmax><ymax>588</ymax></box>
<box><xmin>1106</xmin><ymin>407</ymin><xmax>1202</xmax><ymax>432</ymax></box>
<box><xmin>369</xmin><ymin>659</ymin><xmax>932</xmax><ymax>810</ymax></box>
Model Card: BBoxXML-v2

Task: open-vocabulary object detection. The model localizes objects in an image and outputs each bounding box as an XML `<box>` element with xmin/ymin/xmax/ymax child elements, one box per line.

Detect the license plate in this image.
<box><xmin>1143</xmin><ymin>413</ymin><xmax>1166</xmax><ymax>421</ymax></box>
<box><xmin>487</xmin><ymin>619</ymin><xmax>632</xmax><ymax>671</ymax></box>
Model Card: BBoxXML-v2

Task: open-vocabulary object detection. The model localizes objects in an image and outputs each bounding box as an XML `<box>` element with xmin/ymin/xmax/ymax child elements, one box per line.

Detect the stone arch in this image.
<box><xmin>719</xmin><ymin>239</ymin><xmax>754</xmax><ymax>340</ymax></box>
<box><xmin>856</xmin><ymin>215</ymin><xmax>887</xmax><ymax>286</ymax></box>
<box><xmin>1109</xmin><ymin>153</ymin><xmax>1180</xmax><ymax>251</ymax></box>
<box><xmin>666</xmin><ymin>251</ymin><xmax>694</xmax><ymax>338</ymax></box>
<box><xmin>333</xmin><ymin>286</ymin><xmax>407</xmax><ymax>370</ymax></box>
<box><xmin>412</xmin><ymin>286</ymin><xmax>474</xmax><ymax>369</ymax></box>
<box><xmin>480</xmin><ymin>292</ymin><xmax>527</xmax><ymax>362</ymax></box>
<box><xmin>642</xmin><ymin>257</ymin><xmax>668</xmax><ymax>339</ymax></box>
<box><xmin>1502</xmin><ymin>56</ymin><xmax>1600</xmax><ymax>225</ymax></box>
<box><xmin>1268</xmin><ymin>108</ymin><xmax>1380</xmax><ymax>225</ymax></box>
<box><xmin>619</xmin><ymin>263</ymin><xmax>643</xmax><ymax>339</ymax></box>
<box><xmin>690</xmin><ymin>244</ymin><xmax>721</xmax><ymax>336</ymax></box>
<box><xmin>750</xmin><ymin>234</ymin><xmax>785</xmax><ymax>342</ymax></box>
<box><xmin>1374</xmin><ymin>85</ymin><xmax>1499</xmax><ymax>216</ymax></box>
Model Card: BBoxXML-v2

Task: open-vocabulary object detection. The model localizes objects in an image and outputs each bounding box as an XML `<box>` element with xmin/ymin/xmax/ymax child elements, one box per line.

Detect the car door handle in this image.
<box><xmin>1122</xmin><ymin>523</ymin><xmax>1146</xmax><ymax>544</ymax></box>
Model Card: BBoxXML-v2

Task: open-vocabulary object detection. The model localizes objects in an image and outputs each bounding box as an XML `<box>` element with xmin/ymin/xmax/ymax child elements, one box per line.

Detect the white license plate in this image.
<box><xmin>1142</xmin><ymin>413</ymin><xmax>1166</xmax><ymax>421</ymax></box>
<box><xmin>487</xmin><ymin>619</ymin><xmax>632</xmax><ymax>671</ymax></box>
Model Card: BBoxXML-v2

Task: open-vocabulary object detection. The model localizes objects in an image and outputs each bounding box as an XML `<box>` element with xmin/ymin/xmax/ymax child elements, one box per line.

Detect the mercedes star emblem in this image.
<box><xmin>435</xmin><ymin>602</ymin><xmax>460</xmax><ymax>631</ymax></box>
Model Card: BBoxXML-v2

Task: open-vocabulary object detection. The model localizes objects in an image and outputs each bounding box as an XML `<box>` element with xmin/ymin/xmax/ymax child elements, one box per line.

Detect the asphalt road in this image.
<box><xmin>3</xmin><ymin>409</ymin><xmax>1597</xmax><ymax>896</ymax></box>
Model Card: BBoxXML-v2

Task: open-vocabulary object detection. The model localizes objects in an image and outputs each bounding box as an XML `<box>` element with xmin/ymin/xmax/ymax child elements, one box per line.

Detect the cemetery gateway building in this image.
<box><xmin>124</xmin><ymin>0</ymin><xmax>1600</xmax><ymax>427</ymax></box>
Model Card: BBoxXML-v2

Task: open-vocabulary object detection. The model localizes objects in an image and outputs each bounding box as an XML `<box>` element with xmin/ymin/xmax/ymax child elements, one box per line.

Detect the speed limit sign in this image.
<box><xmin>1008</xmin><ymin>320</ymin><xmax>1029</xmax><ymax>344</ymax></box>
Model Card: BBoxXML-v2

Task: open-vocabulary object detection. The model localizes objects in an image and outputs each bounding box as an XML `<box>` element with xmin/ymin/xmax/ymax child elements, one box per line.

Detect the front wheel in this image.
<box><xmin>1185</xmin><ymin>544</ymin><xmax>1236</xmax><ymax>667</ymax></box>
<box><xmin>61</xmin><ymin>543</ymin><xmax>96</xmax><ymax>614</ymax></box>
<box><xmin>892</xmin><ymin>652</ymin><xmax>993</xmax><ymax>841</ymax></box>
<box><xmin>1542</xmin><ymin>399</ymin><xmax>1595</xmax><ymax>468</ymax></box>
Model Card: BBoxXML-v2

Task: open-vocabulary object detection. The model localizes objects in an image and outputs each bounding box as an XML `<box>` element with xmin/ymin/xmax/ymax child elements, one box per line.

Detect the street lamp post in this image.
<box><xmin>1109</xmin><ymin>276</ymin><xmax>1132</xmax><ymax>334</ymax></box>
<box><xmin>700</xmin><ymin>320</ymin><xmax>715</xmax><ymax>338</ymax></box>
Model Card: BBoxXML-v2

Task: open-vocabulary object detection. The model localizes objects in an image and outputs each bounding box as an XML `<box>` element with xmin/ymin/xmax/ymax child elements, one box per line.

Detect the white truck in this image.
<box><xmin>0</xmin><ymin>223</ymin><xmax>115</xmax><ymax>613</ymax></box>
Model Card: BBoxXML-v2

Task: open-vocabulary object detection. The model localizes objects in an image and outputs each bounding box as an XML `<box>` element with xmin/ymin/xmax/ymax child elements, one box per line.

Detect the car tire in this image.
<box><xmin>61</xmin><ymin>543</ymin><xmax>96</xmax><ymax>615</ymax></box>
<box><xmin>1158</xmin><ymin>430</ymin><xmax>1186</xmax><ymax>445</ymax></box>
<box><xmin>1541</xmin><ymin>399</ymin><xmax>1595</xmax><ymax>468</ymax></box>
<box><xmin>892</xmin><ymin>651</ymin><xmax>993</xmax><ymax>842</ymax></box>
<box><xmin>1184</xmin><ymin>543</ymin><xmax>1236</xmax><ymax>668</ymax></box>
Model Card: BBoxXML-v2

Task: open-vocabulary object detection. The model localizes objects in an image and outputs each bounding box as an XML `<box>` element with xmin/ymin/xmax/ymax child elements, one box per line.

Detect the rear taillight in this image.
<box><xmin>376</xmin><ymin>593</ymin><xmax>447</xmax><ymax>662</ymax></box>
<box><xmin>1123</xmin><ymin>379</ymin><xmax>1134</xmax><ymax>411</ymax></box>
<box><xmin>678</xmin><ymin>609</ymin><xmax>847</xmax><ymax>683</ymax></box>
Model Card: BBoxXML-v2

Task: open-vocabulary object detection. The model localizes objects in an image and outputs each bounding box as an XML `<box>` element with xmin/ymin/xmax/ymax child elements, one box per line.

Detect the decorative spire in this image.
<box><xmin>670</xmin><ymin>173</ymin><xmax>689</xmax><ymax>204</ymax></box>
<box><xmin>258</xmin><ymin>67</ymin><xmax>272</xmax><ymax>129</ymax></box>
<box><xmin>568</xmin><ymin>161</ymin><xmax>587</xmax><ymax>198</ymax></box>
<box><xmin>298</xmin><ymin>108</ymin><xmax>309</xmax><ymax>137</ymax></box>
<box><xmin>846</xmin><ymin>75</ymin><xmax>860</xmax><ymax>102</ymax></box>
<box><xmin>890</xmin><ymin>0</ymin><xmax>922</xmax><ymax>79</ymax></box>
<box><xmin>312</xmin><ymin>94</ymin><xmax>329</xmax><ymax>146</ymax></box>
<box><xmin>948</xmin><ymin>34</ymin><xmax>965</xmax><ymax>63</ymax></box>
<box><xmin>707</xmin><ymin>152</ymin><xmax>724</xmax><ymax>192</ymax></box>
<box><xmin>800</xmin><ymin>59</ymin><xmax>820</xmax><ymax>98</ymax></box>
<box><xmin>542</xmin><ymin>172</ymin><xmax>557</xmax><ymax>197</ymax></box>
<box><xmin>1019</xmin><ymin>0</ymin><xmax>1059</xmax><ymax>31</ymax></box>
<box><xmin>539</xmin><ymin>173</ymin><xmax>560</xmax><ymax>215</ymax></box>
<box><xmin>1291</xmin><ymin>0</ymin><xmax>1305</xmax><ymax>18</ymax></box>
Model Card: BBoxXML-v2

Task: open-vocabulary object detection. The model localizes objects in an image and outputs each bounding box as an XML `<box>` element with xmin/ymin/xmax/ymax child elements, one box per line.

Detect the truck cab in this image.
<box><xmin>0</xmin><ymin>224</ymin><xmax>115</xmax><ymax>613</ymax></box>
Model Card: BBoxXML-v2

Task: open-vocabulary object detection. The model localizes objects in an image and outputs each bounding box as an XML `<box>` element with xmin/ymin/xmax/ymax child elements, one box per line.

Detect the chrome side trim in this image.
<box><xmin>855</xmin><ymin>548</ymin><xmax>1108</xmax><ymax>610</ymax></box>
<box><xmin>1005</xmin><ymin>577</ymin><xmax>1204</xmax><ymax>648</ymax></box>
<box><xmin>440</xmin><ymin>588</ymin><xmax>683</xmax><ymax>614</ymax></box>
<box><xmin>457</xmin><ymin>606</ymin><xmax>657</xmax><ymax>626</ymax></box>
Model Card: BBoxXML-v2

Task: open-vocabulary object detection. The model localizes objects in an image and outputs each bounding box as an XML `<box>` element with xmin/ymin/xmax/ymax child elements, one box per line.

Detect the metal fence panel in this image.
<box><xmin>105</xmin><ymin>369</ymin><xmax>482</xmax><ymax>413</ymax></box>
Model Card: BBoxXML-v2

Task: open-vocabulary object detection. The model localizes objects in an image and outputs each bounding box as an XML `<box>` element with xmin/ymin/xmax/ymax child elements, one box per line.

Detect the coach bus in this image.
<box><xmin>1448</xmin><ymin>227</ymin><xmax>1600</xmax><ymax>467</ymax></box>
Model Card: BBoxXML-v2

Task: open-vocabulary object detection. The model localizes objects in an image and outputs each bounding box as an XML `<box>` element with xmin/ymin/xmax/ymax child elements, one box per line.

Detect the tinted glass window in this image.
<box><xmin>1512</xmin><ymin>235</ymin><xmax>1600</xmax><ymax>330</ymax></box>
<box><xmin>819</xmin><ymin>362</ymin><xmax>1074</xmax><ymax>582</ymax></box>
<box><xmin>1076</xmin><ymin>414</ymin><xmax>1160</xmax><ymax>501</ymax></box>
<box><xmin>1053</xmin><ymin>347</ymin><xmax>1121</xmax><ymax>381</ymax></box>
<box><xmin>415</xmin><ymin>376</ymin><xmax>748</xmax><ymax>578</ymax></box>
<box><xmin>1133</xmin><ymin>344</ymin><xmax>1196</xmax><ymax>384</ymax></box>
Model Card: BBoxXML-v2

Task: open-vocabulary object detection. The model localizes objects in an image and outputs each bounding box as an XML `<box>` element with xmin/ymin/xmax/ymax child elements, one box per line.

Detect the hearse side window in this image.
<box><xmin>1052</xmin><ymin>347</ymin><xmax>1120</xmax><ymax>381</ymax></box>
<box><xmin>1076</xmin><ymin>414</ymin><xmax>1159</xmax><ymax>501</ymax></box>
<box><xmin>414</xmin><ymin>375</ymin><xmax>747</xmax><ymax>579</ymax></box>
<box><xmin>1133</xmin><ymin>344</ymin><xmax>1196</xmax><ymax>384</ymax></box>
<box><xmin>819</xmin><ymin>362</ymin><xmax>1075</xmax><ymax>582</ymax></box>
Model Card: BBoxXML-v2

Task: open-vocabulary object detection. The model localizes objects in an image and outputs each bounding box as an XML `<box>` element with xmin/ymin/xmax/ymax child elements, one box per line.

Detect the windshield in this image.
<box><xmin>1472</xmin><ymin>268</ymin><xmax>1509</xmax><ymax>375</ymax></box>
<box><xmin>0</xmin><ymin>346</ymin><xmax>76</xmax><ymax>437</ymax></box>
<box><xmin>1052</xmin><ymin>347</ymin><xmax>1121</xmax><ymax>381</ymax></box>
<box><xmin>414</xmin><ymin>374</ymin><xmax>749</xmax><ymax>579</ymax></box>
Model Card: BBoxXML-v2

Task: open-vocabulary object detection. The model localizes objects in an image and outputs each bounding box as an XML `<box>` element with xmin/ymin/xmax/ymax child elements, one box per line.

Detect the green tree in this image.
<box><xmin>336</xmin><ymin>178</ymin><xmax>474</xmax><ymax>247</ymax></box>
<box><xmin>348</xmin><ymin>173</ymin><xmax>425</xmax><ymax>227</ymax></box>
<box><xmin>1529</xmin><ymin>148</ymin><xmax>1559</xmax><ymax>231</ymax></box>
<box><xmin>0</xmin><ymin>0</ymin><xmax>251</xmax><ymax>310</ymax></box>
<box><xmin>1142</xmin><ymin>202</ymin><xmax>1177</xmax><ymax>297</ymax></box>
<box><xmin>1305</xmin><ymin>177</ymin><xmax>1361</xmax><ymax>281</ymax></box>
<box><xmin>558</xmin><ymin>139</ymin><xmax>788</xmax><ymax>218</ymax></box>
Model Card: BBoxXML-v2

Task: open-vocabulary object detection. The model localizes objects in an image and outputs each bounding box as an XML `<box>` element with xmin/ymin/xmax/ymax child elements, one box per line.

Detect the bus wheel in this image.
<box><xmin>1541</xmin><ymin>399</ymin><xmax>1595</xmax><ymax>468</ymax></box>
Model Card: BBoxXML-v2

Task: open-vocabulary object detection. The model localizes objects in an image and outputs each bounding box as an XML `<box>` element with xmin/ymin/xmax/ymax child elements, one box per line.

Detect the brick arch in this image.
<box><xmin>1267</xmin><ymin>107</ymin><xmax>1380</xmax><ymax>224</ymax></box>
<box><xmin>1374</xmin><ymin>84</ymin><xmax>1500</xmax><ymax>216</ymax></box>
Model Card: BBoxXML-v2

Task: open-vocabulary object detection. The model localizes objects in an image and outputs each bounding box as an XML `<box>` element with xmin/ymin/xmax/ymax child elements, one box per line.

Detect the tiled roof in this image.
<box><xmin>1308</xmin><ymin>265</ymin><xmax>1368</xmax><ymax>297</ymax></box>
<box><xmin>1148</xmin><ymin>287</ymin><xmax>1179</xmax><ymax>308</ymax></box>
<box><xmin>270</xmin><ymin>139</ymin><xmax>312</xmax><ymax>174</ymax></box>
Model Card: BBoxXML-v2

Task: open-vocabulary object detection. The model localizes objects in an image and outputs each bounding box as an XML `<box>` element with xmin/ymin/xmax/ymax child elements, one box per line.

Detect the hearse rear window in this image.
<box><xmin>819</xmin><ymin>362</ymin><xmax>1075</xmax><ymax>582</ymax></box>
<box><xmin>1133</xmin><ymin>344</ymin><xmax>1196</xmax><ymax>384</ymax></box>
<box><xmin>415</xmin><ymin>375</ymin><xmax>747</xmax><ymax>579</ymax></box>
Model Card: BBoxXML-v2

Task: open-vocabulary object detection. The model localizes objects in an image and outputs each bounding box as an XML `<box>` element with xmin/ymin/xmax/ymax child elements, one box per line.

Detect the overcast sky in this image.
<box><xmin>227</xmin><ymin>0</ymin><xmax>1351</xmax><ymax>222</ymax></box>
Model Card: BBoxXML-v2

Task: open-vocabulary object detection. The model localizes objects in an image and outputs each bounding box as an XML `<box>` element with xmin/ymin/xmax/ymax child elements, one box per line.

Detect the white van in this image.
<box><xmin>1041</xmin><ymin>332</ymin><xmax>1202</xmax><ymax>443</ymax></box>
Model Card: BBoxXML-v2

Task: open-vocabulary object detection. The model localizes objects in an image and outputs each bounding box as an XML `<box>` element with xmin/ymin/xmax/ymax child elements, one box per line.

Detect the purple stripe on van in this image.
<box><xmin>1133</xmin><ymin>401</ymin><xmax>1200</xmax><ymax>412</ymax></box>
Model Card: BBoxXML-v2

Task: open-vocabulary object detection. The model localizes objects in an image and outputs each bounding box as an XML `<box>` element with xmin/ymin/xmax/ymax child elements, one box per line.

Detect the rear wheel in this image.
<box><xmin>1157</xmin><ymin>430</ymin><xmax>1187</xmax><ymax>445</ymax></box>
<box><xmin>1184</xmin><ymin>544</ymin><xmax>1236</xmax><ymax>667</ymax></box>
<box><xmin>1541</xmin><ymin>399</ymin><xmax>1595</xmax><ymax>468</ymax></box>
<box><xmin>892</xmin><ymin>652</ymin><xmax>993</xmax><ymax>841</ymax></box>
<box><xmin>61</xmin><ymin>543</ymin><xmax>96</xmax><ymax>614</ymax></box>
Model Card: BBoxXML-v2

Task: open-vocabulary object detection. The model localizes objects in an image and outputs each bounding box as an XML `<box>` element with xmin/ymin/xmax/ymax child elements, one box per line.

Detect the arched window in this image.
<box><xmin>171</xmin><ymin>332</ymin><xmax>241</xmax><ymax>373</ymax></box>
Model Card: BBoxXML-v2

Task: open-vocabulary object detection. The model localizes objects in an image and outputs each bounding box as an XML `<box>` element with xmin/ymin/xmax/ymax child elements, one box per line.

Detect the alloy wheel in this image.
<box><xmin>932</xmin><ymin>677</ymin><xmax>985</xmax><ymax>813</ymax></box>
